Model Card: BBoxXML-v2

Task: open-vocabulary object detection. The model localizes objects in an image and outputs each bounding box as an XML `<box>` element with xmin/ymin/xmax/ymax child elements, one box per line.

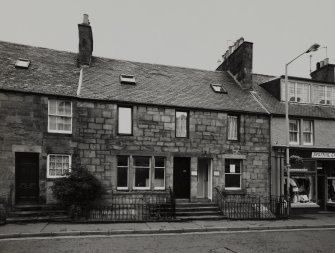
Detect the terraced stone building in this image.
<box><xmin>0</xmin><ymin>16</ymin><xmax>270</xmax><ymax>206</ymax></box>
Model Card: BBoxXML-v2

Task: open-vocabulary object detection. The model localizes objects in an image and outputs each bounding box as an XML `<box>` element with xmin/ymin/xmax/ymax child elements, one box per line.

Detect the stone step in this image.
<box><xmin>176</xmin><ymin>211</ymin><xmax>222</xmax><ymax>216</ymax></box>
<box><xmin>176</xmin><ymin>206</ymin><xmax>219</xmax><ymax>212</ymax></box>
<box><xmin>178</xmin><ymin>215</ymin><xmax>226</xmax><ymax>221</ymax></box>
<box><xmin>175</xmin><ymin>203</ymin><xmax>217</xmax><ymax>208</ymax></box>
<box><xmin>9</xmin><ymin>210</ymin><xmax>67</xmax><ymax>217</ymax></box>
<box><xmin>12</xmin><ymin>204</ymin><xmax>64</xmax><ymax>212</ymax></box>
<box><xmin>6</xmin><ymin>215</ymin><xmax>70</xmax><ymax>224</ymax></box>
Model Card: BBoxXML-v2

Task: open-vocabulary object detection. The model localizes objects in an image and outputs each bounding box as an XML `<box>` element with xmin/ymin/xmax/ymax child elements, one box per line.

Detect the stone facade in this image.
<box><xmin>0</xmin><ymin>90</ymin><xmax>271</xmax><ymax>205</ymax></box>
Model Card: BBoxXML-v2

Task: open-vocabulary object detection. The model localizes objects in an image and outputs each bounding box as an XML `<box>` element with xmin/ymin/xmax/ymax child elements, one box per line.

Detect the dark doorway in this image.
<box><xmin>15</xmin><ymin>153</ymin><xmax>39</xmax><ymax>204</ymax></box>
<box><xmin>173</xmin><ymin>157</ymin><xmax>191</xmax><ymax>199</ymax></box>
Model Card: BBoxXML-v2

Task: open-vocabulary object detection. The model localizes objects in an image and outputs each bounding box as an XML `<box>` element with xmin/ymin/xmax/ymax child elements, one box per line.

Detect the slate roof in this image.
<box><xmin>253</xmin><ymin>73</ymin><xmax>335</xmax><ymax>119</ymax></box>
<box><xmin>0</xmin><ymin>41</ymin><xmax>80</xmax><ymax>97</ymax></box>
<box><xmin>0</xmin><ymin>40</ymin><xmax>267</xmax><ymax>114</ymax></box>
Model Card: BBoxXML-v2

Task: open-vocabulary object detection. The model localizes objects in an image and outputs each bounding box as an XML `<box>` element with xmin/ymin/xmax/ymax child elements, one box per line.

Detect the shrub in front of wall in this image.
<box><xmin>51</xmin><ymin>166</ymin><xmax>105</xmax><ymax>209</ymax></box>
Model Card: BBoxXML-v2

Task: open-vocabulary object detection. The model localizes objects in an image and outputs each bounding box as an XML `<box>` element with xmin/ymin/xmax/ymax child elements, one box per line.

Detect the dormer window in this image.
<box><xmin>120</xmin><ymin>74</ymin><xmax>136</xmax><ymax>85</ymax></box>
<box><xmin>211</xmin><ymin>84</ymin><xmax>227</xmax><ymax>93</ymax></box>
<box><xmin>15</xmin><ymin>58</ymin><xmax>31</xmax><ymax>69</ymax></box>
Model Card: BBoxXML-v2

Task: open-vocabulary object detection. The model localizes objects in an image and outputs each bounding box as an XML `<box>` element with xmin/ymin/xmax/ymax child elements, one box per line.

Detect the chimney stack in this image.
<box><xmin>216</xmin><ymin>38</ymin><xmax>253</xmax><ymax>90</ymax></box>
<box><xmin>78</xmin><ymin>14</ymin><xmax>93</xmax><ymax>66</ymax></box>
<box><xmin>310</xmin><ymin>58</ymin><xmax>335</xmax><ymax>83</ymax></box>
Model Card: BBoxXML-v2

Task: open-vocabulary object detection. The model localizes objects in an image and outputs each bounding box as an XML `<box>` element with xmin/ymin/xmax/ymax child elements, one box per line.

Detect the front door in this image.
<box><xmin>15</xmin><ymin>153</ymin><xmax>39</xmax><ymax>204</ymax></box>
<box><xmin>197</xmin><ymin>159</ymin><xmax>209</xmax><ymax>198</ymax></box>
<box><xmin>173</xmin><ymin>157</ymin><xmax>190</xmax><ymax>198</ymax></box>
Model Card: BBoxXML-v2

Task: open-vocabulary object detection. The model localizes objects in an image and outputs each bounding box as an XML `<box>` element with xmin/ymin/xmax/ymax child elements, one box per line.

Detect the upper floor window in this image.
<box><xmin>302</xmin><ymin>120</ymin><xmax>313</xmax><ymax>145</ymax></box>
<box><xmin>48</xmin><ymin>99</ymin><xmax>72</xmax><ymax>134</ymax></box>
<box><xmin>289</xmin><ymin>119</ymin><xmax>300</xmax><ymax>145</ymax></box>
<box><xmin>176</xmin><ymin>111</ymin><xmax>188</xmax><ymax>138</ymax></box>
<box><xmin>287</xmin><ymin>82</ymin><xmax>310</xmax><ymax>103</ymax></box>
<box><xmin>227</xmin><ymin>115</ymin><xmax>239</xmax><ymax>141</ymax></box>
<box><xmin>47</xmin><ymin>154</ymin><xmax>71</xmax><ymax>178</ymax></box>
<box><xmin>118</xmin><ymin>106</ymin><xmax>132</xmax><ymax>135</ymax></box>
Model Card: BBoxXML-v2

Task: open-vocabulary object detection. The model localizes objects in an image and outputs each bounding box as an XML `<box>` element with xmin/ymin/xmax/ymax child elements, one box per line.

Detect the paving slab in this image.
<box><xmin>0</xmin><ymin>223</ymin><xmax>48</xmax><ymax>234</ymax></box>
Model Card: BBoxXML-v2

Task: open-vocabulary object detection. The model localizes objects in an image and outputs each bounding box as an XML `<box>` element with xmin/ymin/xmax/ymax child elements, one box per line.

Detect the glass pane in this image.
<box><xmin>49</xmin><ymin>116</ymin><xmax>57</xmax><ymax>130</ymax></box>
<box><xmin>133</xmin><ymin>156</ymin><xmax>150</xmax><ymax>167</ymax></box>
<box><xmin>50</xmin><ymin>155</ymin><xmax>56</xmax><ymax>163</ymax></box>
<box><xmin>289</xmin><ymin>120</ymin><xmax>298</xmax><ymax>131</ymax></box>
<box><xmin>176</xmin><ymin>111</ymin><xmax>188</xmax><ymax>137</ymax></box>
<box><xmin>288</xmin><ymin>82</ymin><xmax>295</xmax><ymax>102</ymax></box>
<box><xmin>154</xmin><ymin>167</ymin><xmax>165</xmax><ymax>188</ymax></box>
<box><xmin>135</xmin><ymin>167</ymin><xmax>150</xmax><ymax>187</ymax></box>
<box><xmin>225</xmin><ymin>174</ymin><xmax>241</xmax><ymax>188</ymax></box>
<box><xmin>225</xmin><ymin>159</ymin><xmax>241</xmax><ymax>173</ymax></box>
<box><xmin>64</xmin><ymin>102</ymin><xmax>72</xmax><ymax>115</ymax></box>
<box><xmin>328</xmin><ymin>179</ymin><xmax>335</xmax><ymax>203</ymax></box>
<box><xmin>303</xmin><ymin>133</ymin><xmax>311</xmax><ymax>143</ymax></box>
<box><xmin>290</xmin><ymin>176</ymin><xmax>316</xmax><ymax>203</ymax></box>
<box><xmin>296</xmin><ymin>83</ymin><xmax>309</xmax><ymax>103</ymax></box>
<box><xmin>155</xmin><ymin>157</ymin><xmax>165</xmax><ymax>167</ymax></box>
<box><xmin>118</xmin><ymin>107</ymin><xmax>132</xmax><ymax>134</ymax></box>
<box><xmin>63</xmin><ymin>156</ymin><xmax>69</xmax><ymax>164</ymax></box>
<box><xmin>326</xmin><ymin>87</ymin><xmax>332</xmax><ymax>105</ymax></box>
<box><xmin>312</xmin><ymin>85</ymin><xmax>325</xmax><ymax>104</ymax></box>
<box><xmin>117</xmin><ymin>156</ymin><xmax>128</xmax><ymax>167</ymax></box>
<box><xmin>57</xmin><ymin>117</ymin><xmax>64</xmax><ymax>131</ymax></box>
<box><xmin>117</xmin><ymin>167</ymin><xmax>128</xmax><ymax>187</ymax></box>
<box><xmin>290</xmin><ymin>132</ymin><xmax>298</xmax><ymax>142</ymax></box>
<box><xmin>49</xmin><ymin>100</ymin><xmax>57</xmax><ymax>114</ymax></box>
<box><xmin>49</xmin><ymin>169</ymin><xmax>56</xmax><ymax>176</ymax></box>
<box><xmin>303</xmin><ymin>121</ymin><xmax>311</xmax><ymax>132</ymax></box>
<box><xmin>228</xmin><ymin>116</ymin><xmax>238</xmax><ymax>140</ymax></box>
<box><xmin>58</xmin><ymin>101</ymin><xmax>65</xmax><ymax>115</ymax></box>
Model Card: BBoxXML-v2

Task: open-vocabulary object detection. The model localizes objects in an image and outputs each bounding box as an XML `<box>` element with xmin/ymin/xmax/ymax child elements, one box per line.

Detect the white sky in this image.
<box><xmin>1</xmin><ymin>0</ymin><xmax>334</xmax><ymax>78</ymax></box>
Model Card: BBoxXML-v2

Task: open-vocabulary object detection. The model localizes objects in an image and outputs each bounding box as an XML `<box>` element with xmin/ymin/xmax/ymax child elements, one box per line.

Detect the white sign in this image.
<box><xmin>312</xmin><ymin>152</ymin><xmax>335</xmax><ymax>159</ymax></box>
<box><xmin>230</xmin><ymin>164</ymin><xmax>235</xmax><ymax>173</ymax></box>
<box><xmin>191</xmin><ymin>171</ymin><xmax>197</xmax><ymax>176</ymax></box>
<box><xmin>214</xmin><ymin>171</ymin><xmax>220</xmax><ymax>177</ymax></box>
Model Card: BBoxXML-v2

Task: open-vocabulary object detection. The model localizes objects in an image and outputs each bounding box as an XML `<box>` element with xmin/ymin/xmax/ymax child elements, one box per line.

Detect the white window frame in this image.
<box><xmin>225</xmin><ymin>159</ymin><xmax>242</xmax><ymax>190</ymax></box>
<box><xmin>133</xmin><ymin>156</ymin><xmax>151</xmax><ymax>190</ymax></box>
<box><xmin>154</xmin><ymin>157</ymin><xmax>165</xmax><ymax>190</ymax></box>
<box><xmin>302</xmin><ymin>120</ymin><xmax>313</xmax><ymax>145</ymax></box>
<box><xmin>116</xmin><ymin>156</ymin><xmax>129</xmax><ymax>190</ymax></box>
<box><xmin>48</xmin><ymin>99</ymin><xmax>73</xmax><ymax>134</ymax></box>
<box><xmin>47</xmin><ymin>154</ymin><xmax>71</xmax><ymax>179</ymax></box>
<box><xmin>289</xmin><ymin>119</ymin><xmax>300</xmax><ymax>145</ymax></box>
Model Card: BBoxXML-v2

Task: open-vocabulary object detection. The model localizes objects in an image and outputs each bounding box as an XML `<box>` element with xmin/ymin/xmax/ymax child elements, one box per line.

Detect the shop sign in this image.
<box><xmin>312</xmin><ymin>152</ymin><xmax>335</xmax><ymax>159</ymax></box>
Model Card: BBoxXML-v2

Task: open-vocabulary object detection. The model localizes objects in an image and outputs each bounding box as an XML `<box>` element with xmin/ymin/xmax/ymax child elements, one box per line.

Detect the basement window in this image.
<box><xmin>211</xmin><ymin>84</ymin><xmax>227</xmax><ymax>94</ymax></box>
<box><xmin>120</xmin><ymin>74</ymin><xmax>136</xmax><ymax>85</ymax></box>
<box><xmin>15</xmin><ymin>58</ymin><xmax>31</xmax><ymax>69</ymax></box>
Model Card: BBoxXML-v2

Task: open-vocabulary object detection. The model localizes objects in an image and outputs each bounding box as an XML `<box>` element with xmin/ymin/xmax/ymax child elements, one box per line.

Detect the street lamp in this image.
<box><xmin>285</xmin><ymin>43</ymin><xmax>320</xmax><ymax>211</ymax></box>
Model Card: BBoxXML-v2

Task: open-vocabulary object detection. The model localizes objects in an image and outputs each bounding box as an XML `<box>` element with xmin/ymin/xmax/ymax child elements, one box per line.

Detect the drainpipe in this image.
<box><xmin>77</xmin><ymin>67</ymin><xmax>84</xmax><ymax>96</ymax></box>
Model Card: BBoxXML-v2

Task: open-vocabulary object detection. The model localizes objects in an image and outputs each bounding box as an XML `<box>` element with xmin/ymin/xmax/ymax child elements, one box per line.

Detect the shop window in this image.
<box><xmin>117</xmin><ymin>156</ymin><xmax>129</xmax><ymax>190</ymax></box>
<box><xmin>176</xmin><ymin>111</ymin><xmax>188</xmax><ymax>138</ymax></box>
<box><xmin>328</xmin><ymin>178</ymin><xmax>335</xmax><ymax>203</ymax></box>
<box><xmin>225</xmin><ymin>159</ymin><xmax>242</xmax><ymax>190</ymax></box>
<box><xmin>289</xmin><ymin>119</ymin><xmax>299</xmax><ymax>145</ymax></box>
<box><xmin>154</xmin><ymin>157</ymin><xmax>165</xmax><ymax>190</ymax></box>
<box><xmin>227</xmin><ymin>115</ymin><xmax>239</xmax><ymax>141</ymax></box>
<box><xmin>303</xmin><ymin>120</ymin><xmax>313</xmax><ymax>145</ymax></box>
<box><xmin>133</xmin><ymin>156</ymin><xmax>151</xmax><ymax>189</ymax></box>
<box><xmin>289</xmin><ymin>176</ymin><xmax>316</xmax><ymax>204</ymax></box>
<box><xmin>47</xmin><ymin>154</ymin><xmax>71</xmax><ymax>178</ymax></box>
<box><xmin>48</xmin><ymin>99</ymin><xmax>72</xmax><ymax>134</ymax></box>
<box><xmin>118</xmin><ymin>106</ymin><xmax>132</xmax><ymax>135</ymax></box>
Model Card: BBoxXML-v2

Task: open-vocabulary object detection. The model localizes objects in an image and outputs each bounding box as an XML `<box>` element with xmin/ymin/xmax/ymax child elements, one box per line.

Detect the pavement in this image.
<box><xmin>0</xmin><ymin>213</ymin><xmax>335</xmax><ymax>239</ymax></box>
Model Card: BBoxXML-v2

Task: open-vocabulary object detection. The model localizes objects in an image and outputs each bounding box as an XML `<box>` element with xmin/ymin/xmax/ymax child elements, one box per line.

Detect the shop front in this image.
<box><xmin>273</xmin><ymin>147</ymin><xmax>335</xmax><ymax>213</ymax></box>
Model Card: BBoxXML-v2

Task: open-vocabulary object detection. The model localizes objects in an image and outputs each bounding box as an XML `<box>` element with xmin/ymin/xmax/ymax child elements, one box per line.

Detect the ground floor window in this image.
<box><xmin>225</xmin><ymin>159</ymin><xmax>242</xmax><ymax>190</ymax></box>
<box><xmin>116</xmin><ymin>156</ymin><xmax>166</xmax><ymax>191</ymax></box>
<box><xmin>289</xmin><ymin>175</ymin><xmax>316</xmax><ymax>204</ymax></box>
<box><xmin>47</xmin><ymin>154</ymin><xmax>71</xmax><ymax>178</ymax></box>
<box><xmin>328</xmin><ymin>178</ymin><xmax>335</xmax><ymax>203</ymax></box>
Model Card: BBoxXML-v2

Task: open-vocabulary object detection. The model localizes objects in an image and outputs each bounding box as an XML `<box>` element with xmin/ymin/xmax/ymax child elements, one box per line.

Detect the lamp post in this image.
<box><xmin>285</xmin><ymin>43</ymin><xmax>320</xmax><ymax>211</ymax></box>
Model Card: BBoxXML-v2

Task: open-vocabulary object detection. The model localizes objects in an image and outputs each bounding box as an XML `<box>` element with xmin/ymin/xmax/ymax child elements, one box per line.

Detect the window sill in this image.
<box><xmin>116</xmin><ymin>187</ymin><xmax>129</xmax><ymax>191</ymax></box>
<box><xmin>222</xmin><ymin>189</ymin><xmax>246</xmax><ymax>195</ymax></box>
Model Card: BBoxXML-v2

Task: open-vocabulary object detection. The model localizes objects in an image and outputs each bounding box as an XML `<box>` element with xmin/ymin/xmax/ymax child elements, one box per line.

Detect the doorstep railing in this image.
<box><xmin>214</xmin><ymin>187</ymin><xmax>289</xmax><ymax>220</ymax></box>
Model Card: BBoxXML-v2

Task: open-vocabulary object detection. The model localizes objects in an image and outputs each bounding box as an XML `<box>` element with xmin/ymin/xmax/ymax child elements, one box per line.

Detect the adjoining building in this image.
<box><xmin>254</xmin><ymin>60</ymin><xmax>335</xmax><ymax>213</ymax></box>
<box><xmin>0</xmin><ymin>15</ymin><xmax>271</xmax><ymax>207</ymax></box>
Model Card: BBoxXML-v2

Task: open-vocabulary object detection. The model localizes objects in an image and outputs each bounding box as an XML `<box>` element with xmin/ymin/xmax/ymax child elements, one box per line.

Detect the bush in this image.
<box><xmin>51</xmin><ymin>166</ymin><xmax>105</xmax><ymax>208</ymax></box>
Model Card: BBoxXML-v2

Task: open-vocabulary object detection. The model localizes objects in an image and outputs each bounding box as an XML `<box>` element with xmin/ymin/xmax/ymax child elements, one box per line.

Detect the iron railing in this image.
<box><xmin>214</xmin><ymin>187</ymin><xmax>289</xmax><ymax>220</ymax></box>
<box><xmin>72</xmin><ymin>188</ymin><xmax>176</xmax><ymax>222</ymax></box>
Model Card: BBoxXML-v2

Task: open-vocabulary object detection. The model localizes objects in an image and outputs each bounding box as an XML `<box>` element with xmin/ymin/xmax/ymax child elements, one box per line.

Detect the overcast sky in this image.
<box><xmin>1</xmin><ymin>0</ymin><xmax>334</xmax><ymax>77</ymax></box>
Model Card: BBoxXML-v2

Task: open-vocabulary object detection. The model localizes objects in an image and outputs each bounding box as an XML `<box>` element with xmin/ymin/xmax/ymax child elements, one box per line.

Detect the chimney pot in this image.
<box><xmin>83</xmin><ymin>14</ymin><xmax>90</xmax><ymax>25</ymax></box>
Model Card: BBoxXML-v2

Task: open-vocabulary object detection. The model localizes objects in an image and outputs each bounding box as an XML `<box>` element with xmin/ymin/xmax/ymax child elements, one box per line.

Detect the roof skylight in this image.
<box><xmin>15</xmin><ymin>58</ymin><xmax>31</xmax><ymax>69</ymax></box>
<box><xmin>211</xmin><ymin>84</ymin><xmax>227</xmax><ymax>94</ymax></box>
<box><xmin>120</xmin><ymin>74</ymin><xmax>136</xmax><ymax>85</ymax></box>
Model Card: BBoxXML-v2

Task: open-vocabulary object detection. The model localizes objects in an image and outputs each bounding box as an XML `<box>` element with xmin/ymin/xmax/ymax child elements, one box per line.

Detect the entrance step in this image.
<box><xmin>7</xmin><ymin>204</ymin><xmax>69</xmax><ymax>223</ymax></box>
<box><xmin>175</xmin><ymin>202</ymin><xmax>225</xmax><ymax>221</ymax></box>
